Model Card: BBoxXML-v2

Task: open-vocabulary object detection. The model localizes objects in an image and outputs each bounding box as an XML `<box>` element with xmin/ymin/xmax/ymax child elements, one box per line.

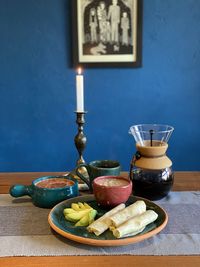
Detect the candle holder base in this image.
<box><xmin>73</xmin><ymin>167</ymin><xmax>89</xmax><ymax>184</ymax></box>
<box><xmin>64</xmin><ymin>170</ymin><xmax>89</xmax><ymax>191</ymax></box>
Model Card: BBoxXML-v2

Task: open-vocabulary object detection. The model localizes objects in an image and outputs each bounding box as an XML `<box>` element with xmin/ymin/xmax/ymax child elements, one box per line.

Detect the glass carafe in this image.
<box><xmin>129</xmin><ymin>124</ymin><xmax>174</xmax><ymax>200</ymax></box>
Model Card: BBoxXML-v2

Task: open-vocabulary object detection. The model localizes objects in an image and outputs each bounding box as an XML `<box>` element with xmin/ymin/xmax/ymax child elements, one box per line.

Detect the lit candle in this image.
<box><xmin>76</xmin><ymin>68</ymin><xmax>84</xmax><ymax>112</ymax></box>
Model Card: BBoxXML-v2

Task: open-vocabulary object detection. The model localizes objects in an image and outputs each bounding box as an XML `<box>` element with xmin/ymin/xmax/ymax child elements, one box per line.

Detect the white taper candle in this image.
<box><xmin>76</xmin><ymin>68</ymin><xmax>84</xmax><ymax>112</ymax></box>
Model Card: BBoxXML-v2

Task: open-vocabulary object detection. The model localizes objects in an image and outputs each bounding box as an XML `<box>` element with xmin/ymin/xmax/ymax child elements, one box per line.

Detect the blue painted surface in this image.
<box><xmin>0</xmin><ymin>0</ymin><xmax>200</xmax><ymax>172</ymax></box>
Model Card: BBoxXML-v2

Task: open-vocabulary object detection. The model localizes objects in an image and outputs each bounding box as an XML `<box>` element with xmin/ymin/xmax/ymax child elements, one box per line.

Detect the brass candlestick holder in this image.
<box><xmin>74</xmin><ymin>111</ymin><xmax>87</xmax><ymax>165</ymax></box>
<box><xmin>74</xmin><ymin>111</ymin><xmax>89</xmax><ymax>182</ymax></box>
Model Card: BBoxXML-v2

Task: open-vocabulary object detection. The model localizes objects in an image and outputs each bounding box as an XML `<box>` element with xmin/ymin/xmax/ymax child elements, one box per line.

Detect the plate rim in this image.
<box><xmin>48</xmin><ymin>195</ymin><xmax>168</xmax><ymax>246</ymax></box>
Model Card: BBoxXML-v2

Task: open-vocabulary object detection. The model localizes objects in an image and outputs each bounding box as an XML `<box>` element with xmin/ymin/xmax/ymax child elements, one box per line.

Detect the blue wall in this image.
<box><xmin>0</xmin><ymin>0</ymin><xmax>200</xmax><ymax>172</ymax></box>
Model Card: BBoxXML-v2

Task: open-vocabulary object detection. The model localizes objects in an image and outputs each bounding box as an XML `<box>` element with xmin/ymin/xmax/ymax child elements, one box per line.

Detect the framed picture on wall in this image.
<box><xmin>72</xmin><ymin>0</ymin><xmax>143</xmax><ymax>67</ymax></box>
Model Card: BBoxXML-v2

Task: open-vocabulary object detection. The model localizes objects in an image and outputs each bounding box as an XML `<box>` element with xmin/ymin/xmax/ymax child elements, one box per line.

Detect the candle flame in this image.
<box><xmin>77</xmin><ymin>67</ymin><xmax>82</xmax><ymax>75</ymax></box>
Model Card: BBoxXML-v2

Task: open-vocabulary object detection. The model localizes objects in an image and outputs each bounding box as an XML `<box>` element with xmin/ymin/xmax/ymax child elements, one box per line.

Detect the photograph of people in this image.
<box><xmin>81</xmin><ymin>0</ymin><xmax>134</xmax><ymax>56</ymax></box>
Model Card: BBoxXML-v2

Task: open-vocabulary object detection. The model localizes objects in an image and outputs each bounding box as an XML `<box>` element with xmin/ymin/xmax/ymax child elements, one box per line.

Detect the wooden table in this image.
<box><xmin>0</xmin><ymin>171</ymin><xmax>200</xmax><ymax>267</ymax></box>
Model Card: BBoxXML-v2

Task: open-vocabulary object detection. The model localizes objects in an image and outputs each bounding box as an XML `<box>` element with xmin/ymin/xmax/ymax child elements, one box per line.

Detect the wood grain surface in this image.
<box><xmin>0</xmin><ymin>171</ymin><xmax>200</xmax><ymax>194</ymax></box>
<box><xmin>0</xmin><ymin>256</ymin><xmax>200</xmax><ymax>267</ymax></box>
<box><xmin>0</xmin><ymin>171</ymin><xmax>199</xmax><ymax>267</ymax></box>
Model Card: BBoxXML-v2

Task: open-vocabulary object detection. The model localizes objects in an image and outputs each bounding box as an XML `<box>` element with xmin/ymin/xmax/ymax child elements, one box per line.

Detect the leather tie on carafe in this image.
<box><xmin>129</xmin><ymin>151</ymin><xmax>141</xmax><ymax>180</ymax></box>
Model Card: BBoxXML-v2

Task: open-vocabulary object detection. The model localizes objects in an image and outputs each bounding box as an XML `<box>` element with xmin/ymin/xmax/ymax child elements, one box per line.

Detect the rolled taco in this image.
<box><xmin>108</xmin><ymin>200</ymin><xmax>146</xmax><ymax>228</ymax></box>
<box><xmin>113</xmin><ymin>210</ymin><xmax>158</xmax><ymax>238</ymax></box>
<box><xmin>87</xmin><ymin>203</ymin><xmax>125</xmax><ymax>236</ymax></box>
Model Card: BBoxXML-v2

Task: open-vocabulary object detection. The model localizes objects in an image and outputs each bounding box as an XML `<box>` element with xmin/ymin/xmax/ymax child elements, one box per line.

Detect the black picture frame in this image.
<box><xmin>72</xmin><ymin>0</ymin><xmax>143</xmax><ymax>68</ymax></box>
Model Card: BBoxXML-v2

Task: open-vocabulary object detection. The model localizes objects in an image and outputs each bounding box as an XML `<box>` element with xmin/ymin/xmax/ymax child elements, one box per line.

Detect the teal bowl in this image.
<box><xmin>9</xmin><ymin>176</ymin><xmax>79</xmax><ymax>208</ymax></box>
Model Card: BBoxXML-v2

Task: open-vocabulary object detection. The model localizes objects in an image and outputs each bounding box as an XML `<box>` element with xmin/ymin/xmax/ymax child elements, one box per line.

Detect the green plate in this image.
<box><xmin>48</xmin><ymin>195</ymin><xmax>168</xmax><ymax>246</ymax></box>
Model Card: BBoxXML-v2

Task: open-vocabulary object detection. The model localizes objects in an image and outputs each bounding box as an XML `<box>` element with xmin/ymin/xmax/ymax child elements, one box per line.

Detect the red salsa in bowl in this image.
<box><xmin>35</xmin><ymin>178</ymin><xmax>74</xmax><ymax>189</ymax></box>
